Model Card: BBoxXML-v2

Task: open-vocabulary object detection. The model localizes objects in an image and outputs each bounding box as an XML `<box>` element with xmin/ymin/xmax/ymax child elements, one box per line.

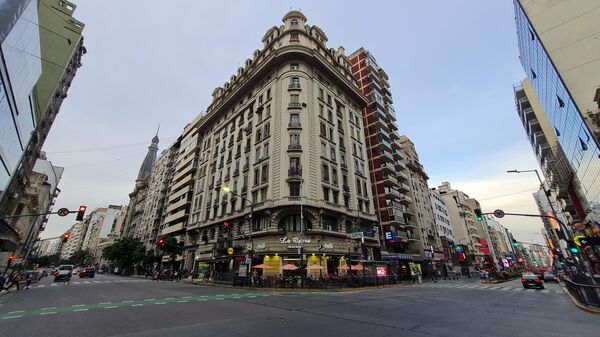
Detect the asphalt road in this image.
<box><xmin>0</xmin><ymin>274</ymin><xmax>597</xmax><ymax>337</ymax></box>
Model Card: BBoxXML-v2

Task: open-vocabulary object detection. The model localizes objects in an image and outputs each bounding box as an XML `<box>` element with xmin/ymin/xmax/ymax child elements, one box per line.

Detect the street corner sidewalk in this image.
<box><xmin>187</xmin><ymin>279</ymin><xmax>405</xmax><ymax>293</ymax></box>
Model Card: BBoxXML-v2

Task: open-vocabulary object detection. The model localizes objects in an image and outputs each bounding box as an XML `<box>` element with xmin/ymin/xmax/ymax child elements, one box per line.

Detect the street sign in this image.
<box><xmin>574</xmin><ymin>236</ymin><xmax>600</xmax><ymax>247</ymax></box>
<box><xmin>227</xmin><ymin>247</ymin><xmax>234</xmax><ymax>255</ymax></box>
<box><xmin>57</xmin><ymin>208</ymin><xmax>70</xmax><ymax>217</ymax></box>
<box><xmin>349</xmin><ymin>232</ymin><xmax>364</xmax><ymax>240</ymax></box>
<box><xmin>493</xmin><ymin>209</ymin><xmax>505</xmax><ymax>218</ymax></box>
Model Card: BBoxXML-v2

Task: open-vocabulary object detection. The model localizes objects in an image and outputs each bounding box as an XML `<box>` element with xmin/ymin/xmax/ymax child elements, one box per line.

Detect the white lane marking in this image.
<box><xmin>40</xmin><ymin>312</ymin><xmax>57</xmax><ymax>315</ymax></box>
<box><xmin>163</xmin><ymin>297</ymin><xmax>174</xmax><ymax>300</ymax></box>
<box><xmin>73</xmin><ymin>282</ymin><xmax>80</xmax><ymax>284</ymax></box>
<box><xmin>248</xmin><ymin>296</ymin><xmax>257</xmax><ymax>298</ymax></box>
<box><xmin>93</xmin><ymin>281</ymin><xmax>102</xmax><ymax>283</ymax></box>
<box><xmin>41</xmin><ymin>307</ymin><xmax>57</xmax><ymax>310</ymax></box>
<box><xmin>7</xmin><ymin>310</ymin><xmax>25</xmax><ymax>314</ymax></box>
<box><xmin>182</xmin><ymin>296</ymin><xmax>192</xmax><ymax>298</ymax></box>
<box><xmin>155</xmin><ymin>302</ymin><xmax>166</xmax><ymax>305</ymax></box>
<box><xmin>122</xmin><ymin>300</ymin><xmax>134</xmax><ymax>303</ymax></box>
<box><xmin>104</xmin><ymin>306</ymin><xmax>118</xmax><ymax>309</ymax></box>
<box><xmin>50</xmin><ymin>283</ymin><xmax>57</xmax><ymax>286</ymax></box>
<box><xmin>104</xmin><ymin>281</ymin><xmax>112</xmax><ymax>283</ymax></box>
<box><xmin>84</xmin><ymin>281</ymin><xmax>91</xmax><ymax>284</ymax></box>
<box><xmin>540</xmin><ymin>289</ymin><xmax>550</xmax><ymax>293</ymax></box>
<box><xmin>2</xmin><ymin>316</ymin><xmax>22</xmax><ymax>319</ymax></box>
<box><xmin>72</xmin><ymin>304</ymin><xmax>85</xmax><ymax>307</ymax></box>
<box><xmin>37</xmin><ymin>285</ymin><xmax>45</xmax><ymax>288</ymax></box>
<box><xmin>98</xmin><ymin>302</ymin><xmax>111</xmax><ymax>305</ymax></box>
<box><xmin>232</xmin><ymin>296</ymin><xmax>241</xmax><ymax>299</ymax></box>
<box><xmin>144</xmin><ymin>298</ymin><xmax>156</xmax><ymax>301</ymax></box>
<box><xmin>197</xmin><ymin>299</ymin><xmax>207</xmax><ymax>301</ymax></box>
<box><xmin>131</xmin><ymin>304</ymin><xmax>143</xmax><ymax>307</ymax></box>
<box><xmin>177</xmin><ymin>300</ymin><xmax>189</xmax><ymax>303</ymax></box>
<box><xmin>74</xmin><ymin>308</ymin><xmax>89</xmax><ymax>312</ymax></box>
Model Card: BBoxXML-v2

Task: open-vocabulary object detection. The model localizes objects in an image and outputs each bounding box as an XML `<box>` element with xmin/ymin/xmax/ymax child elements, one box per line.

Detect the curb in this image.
<box><xmin>561</xmin><ymin>287</ymin><xmax>600</xmax><ymax>315</ymax></box>
<box><xmin>187</xmin><ymin>281</ymin><xmax>404</xmax><ymax>293</ymax></box>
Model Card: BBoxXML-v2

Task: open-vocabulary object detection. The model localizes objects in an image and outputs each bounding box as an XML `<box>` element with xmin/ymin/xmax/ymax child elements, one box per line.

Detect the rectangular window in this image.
<box><xmin>327</xmin><ymin>94</ymin><xmax>332</xmax><ymax>105</ymax></box>
<box><xmin>252</xmin><ymin>191</ymin><xmax>258</xmax><ymax>204</ymax></box>
<box><xmin>257</xmin><ymin>111</ymin><xmax>262</xmax><ymax>122</ymax></box>
<box><xmin>290</xmin><ymin>94</ymin><xmax>299</xmax><ymax>104</ymax></box>
<box><xmin>319</xmin><ymin>88</ymin><xmax>324</xmax><ymax>99</ymax></box>
<box><xmin>356</xmin><ymin>179</ymin><xmax>362</xmax><ymax>194</ymax></box>
<box><xmin>264</xmin><ymin>123</ymin><xmax>270</xmax><ymax>137</ymax></box>
<box><xmin>290</xmin><ymin>157</ymin><xmax>300</xmax><ymax>169</ymax></box>
<box><xmin>254</xmin><ymin>169</ymin><xmax>260</xmax><ymax>185</ymax></box>
<box><xmin>266</xmin><ymin>88</ymin><xmax>271</xmax><ymax>99</ymax></box>
<box><xmin>266</xmin><ymin>105</ymin><xmax>271</xmax><ymax>118</ymax></box>
<box><xmin>260</xmin><ymin>187</ymin><xmax>267</xmax><ymax>201</ymax></box>
<box><xmin>290</xmin><ymin>183</ymin><xmax>300</xmax><ymax>196</ymax></box>
<box><xmin>330</xmin><ymin>147</ymin><xmax>336</xmax><ymax>161</ymax></box>
<box><xmin>327</xmin><ymin>110</ymin><xmax>333</xmax><ymax>122</ymax></box>
<box><xmin>323</xmin><ymin>187</ymin><xmax>330</xmax><ymax>202</ymax></box>
<box><xmin>319</xmin><ymin>104</ymin><xmax>324</xmax><ymax>117</ymax></box>
<box><xmin>263</xmin><ymin>142</ymin><xmax>269</xmax><ymax>157</ymax></box>
<box><xmin>340</xmin><ymin>154</ymin><xmax>346</xmax><ymax>166</ymax></box>
<box><xmin>332</xmin><ymin>191</ymin><xmax>339</xmax><ymax>204</ymax></box>
<box><xmin>328</xmin><ymin>128</ymin><xmax>334</xmax><ymax>141</ymax></box>
<box><xmin>344</xmin><ymin>196</ymin><xmax>350</xmax><ymax>208</ymax></box>
<box><xmin>255</xmin><ymin>147</ymin><xmax>261</xmax><ymax>161</ymax></box>
<box><xmin>332</xmin><ymin>168</ymin><xmax>338</xmax><ymax>185</ymax></box>
<box><xmin>290</xmin><ymin>133</ymin><xmax>301</xmax><ymax>146</ymax></box>
<box><xmin>290</xmin><ymin>63</ymin><xmax>299</xmax><ymax>70</ymax></box>
<box><xmin>322</xmin><ymin>164</ymin><xmax>329</xmax><ymax>182</ymax></box>
<box><xmin>290</xmin><ymin>113</ymin><xmax>300</xmax><ymax>124</ymax></box>
<box><xmin>320</xmin><ymin>123</ymin><xmax>327</xmax><ymax>137</ymax></box>
<box><xmin>261</xmin><ymin>165</ymin><xmax>268</xmax><ymax>182</ymax></box>
<box><xmin>290</xmin><ymin>77</ymin><xmax>300</xmax><ymax>87</ymax></box>
<box><xmin>258</xmin><ymin>94</ymin><xmax>263</xmax><ymax>105</ymax></box>
<box><xmin>321</xmin><ymin>142</ymin><xmax>327</xmax><ymax>156</ymax></box>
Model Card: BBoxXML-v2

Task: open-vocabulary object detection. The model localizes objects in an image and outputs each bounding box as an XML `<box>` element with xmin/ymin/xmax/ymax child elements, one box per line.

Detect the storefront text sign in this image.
<box><xmin>254</xmin><ymin>243</ymin><xmax>266</xmax><ymax>251</ymax></box>
<box><xmin>280</xmin><ymin>236</ymin><xmax>311</xmax><ymax>244</ymax></box>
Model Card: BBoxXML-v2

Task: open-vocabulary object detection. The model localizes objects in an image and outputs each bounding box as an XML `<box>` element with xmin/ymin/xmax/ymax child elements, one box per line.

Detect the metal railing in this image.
<box><xmin>564</xmin><ymin>279</ymin><xmax>600</xmax><ymax>309</ymax></box>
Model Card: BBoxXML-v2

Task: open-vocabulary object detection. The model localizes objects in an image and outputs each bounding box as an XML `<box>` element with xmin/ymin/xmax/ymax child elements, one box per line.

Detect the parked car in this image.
<box><xmin>21</xmin><ymin>270</ymin><xmax>40</xmax><ymax>283</ymax></box>
<box><xmin>542</xmin><ymin>273</ymin><xmax>559</xmax><ymax>283</ymax></box>
<box><xmin>79</xmin><ymin>267</ymin><xmax>95</xmax><ymax>278</ymax></box>
<box><xmin>521</xmin><ymin>273</ymin><xmax>544</xmax><ymax>289</ymax></box>
<box><xmin>51</xmin><ymin>268</ymin><xmax>59</xmax><ymax>276</ymax></box>
<box><xmin>54</xmin><ymin>265</ymin><xmax>74</xmax><ymax>282</ymax></box>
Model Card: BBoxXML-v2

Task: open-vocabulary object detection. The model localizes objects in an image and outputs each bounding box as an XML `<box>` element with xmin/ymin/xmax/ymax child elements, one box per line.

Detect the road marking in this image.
<box><xmin>40</xmin><ymin>312</ymin><xmax>57</xmax><ymax>315</ymax></box>
<box><xmin>37</xmin><ymin>285</ymin><xmax>45</xmax><ymax>288</ymax></box>
<box><xmin>99</xmin><ymin>302</ymin><xmax>111</xmax><ymax>305</ymax></box>
<box><xmin>122</xmin><ymin>300</ymin><xmax>134</xmax><ymax>303</ymax></box>
<box><xmin>50</xmin><ymin>283</ymin><xmax>57</xmax><ymax>286</ymax></box>
<box><xmin>72</xmin><ymin>304</ymin><xmax>85</xmax><ymax>307</ymax></box>
<box><xmin>163</xmin><ymin>297</ymin><xmax>174</xmax><ymax>300</ymax></box>
<box><xmin>7</xmin><ymin>310</ymin><xmax>25</xmax><ymax>314</ymax></box>
<box><xmin>177</xmin><ymin>300</ymin><xmax>189</xmax><ymax>303</ymax></box>
<box><xmin>84</xmin><ymin>281</ymin><xmax>91</xmax><ymax>284</ymax></box>
<box><xmin>197</xmin><ymin>299</ymin><xmax>208</xmax><ymax>301</ymax></box>
<box><xmin>74</xmin><ymin>308</ymin><xmax>89</xmax><ymax>312</ymax></box>
<box><xmin>540</xmin><ymin>289</ymin><xmax>550</xmax><ymax>293</ymax></box>
<box><xmin>104</xmin><ymin>306</ymin><xmax>118</xmax><ymax>309</ymax></box>
<box><xmin>131</xmin><ymin>304</ymin><xmax>144</xmax><ymax>307</ymax></box>
<box><xmin>182</xmin><ymin>296</ymin><xmax>192</xmax><ymax>298</ymax></box>
<box><xmin>93</xmin><ymin>281</ymin><xmax>102</xmax><ymax>283</ymax></box>
<box><xmin>232</xmin><ymin>296</ymin><xmax>241</xmax><ymax>299</ymax></box>
<box><xmin>1</xmin><ymin>316</ymin><xmax>22</xmax><ymax>319</ymax></box>
<box><xmin>155</xmin><ymin>302</ymin><xmax>166</xmax><ymax>305</ymax></box>
<box><xmin>41</xmin><ymin>307</ymin><xmax>57</xmax><ymax>310</ymax></box>
<box><xmin>248</xmin><ymin>295</ymin><xmax>257</xmax><ymax>298</ymax></box>
<box><xmin>144</xmin><ymin>298</ymin><xmax>156</xmax><ymax>301</ymax></box>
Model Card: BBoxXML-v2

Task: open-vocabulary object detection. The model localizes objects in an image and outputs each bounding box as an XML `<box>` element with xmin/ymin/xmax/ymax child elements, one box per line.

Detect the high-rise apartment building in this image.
<box><xmin>430</xmin><ymin>187</ymin><xmax>455</xmax><ymax>272</ymax></box>
<box><xmin>0</xmin><ymin>0</ymin><xmax>85</xmax><ymax>265</ymax></box>
<box><xmin>59</xmin><ymin>221</ymin><xmax>86</xmax><ymax>260</ymax></box>
<box><xmin>348</xmin><ymin>48</ymin><xmax>417</xmax><ymax>279</ymax></box>
<box><xmin>514</xmin><ymin>0</ymin><xmax>600</xmax><ymax>229</ymax></box>
<box><xmin>177</xmin><ymin>11</ymin><xmax>378</xmax><ymax>276</ymax></box>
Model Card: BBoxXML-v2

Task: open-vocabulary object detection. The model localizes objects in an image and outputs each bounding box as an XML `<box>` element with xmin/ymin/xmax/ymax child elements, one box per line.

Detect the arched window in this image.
<box><xmin>278</xmin><ymin>215</ymin><xmax>311</xmax><ymax>232</ymax></box>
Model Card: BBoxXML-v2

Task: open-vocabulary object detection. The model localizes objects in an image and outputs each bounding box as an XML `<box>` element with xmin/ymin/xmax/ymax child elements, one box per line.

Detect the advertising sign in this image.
<box><xmin>376</xmin><ymin>266</ymin><xmax>388</xmax><ymax>277</ymax></box>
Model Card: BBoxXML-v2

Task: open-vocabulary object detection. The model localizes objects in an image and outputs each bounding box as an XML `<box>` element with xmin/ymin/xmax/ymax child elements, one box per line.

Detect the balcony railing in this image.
<box><xmin>288</xmin><ymin>83</ymin><xmax>301</xmax><ymax>90</ymax></box>
<box><xmin>288</xmin><ymin>102</ymin><xmax>302</xmax><ymax>109</ymax></box>
<box><xmin>288</xmin><ymin>144</ymin><xmax>302</xmax><ymax>150</ymax></box>
<box><xmin>288</xmin><ymin>122</ymin><xmax>302</xmax><ymax>128</ymax></box>
<box><xmin>288</xmin><ymin>167</ymin><xmax>302</xmax><ymax>176</ymax></box>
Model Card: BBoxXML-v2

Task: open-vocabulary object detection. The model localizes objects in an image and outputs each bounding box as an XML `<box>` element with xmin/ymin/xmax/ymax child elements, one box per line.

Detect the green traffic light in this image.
<box><xmin>569</xmin><ymin>247</ymin><xmax>579</xmax><ymax>254</ymax></box>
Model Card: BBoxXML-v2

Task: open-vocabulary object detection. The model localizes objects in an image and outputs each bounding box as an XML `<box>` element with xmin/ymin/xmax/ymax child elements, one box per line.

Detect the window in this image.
<box><xmin>290</xmin><ymin>113</ymin><xmax>300</xmax><ymax>124</ymax></box>
<box><xmin>319</xmin><ymin>88</ymin><xmax>324</xmax><ymax>99</ymax></box>
<box><xmin>258</xmin><ymin>94</ymin><xmax>263</xmax><ymax>105</ymax></box>
<box><xmin>363</xmin><ymin>181</ymin><xmax>367</xmax><ymax>197</ymax></box>
<box><xmin>342</xmin><ymin>175</ymin><xmax>348</xmax><ymax>186</ymax></box>
<box><xmin>291</xmin><ymin>19</ymin><xmax>299</xmax><ymax>28</ymax></box>
<box><xmin>332</xmin><ymin>168</ymin><xmax>338</xmax><ymax>185</ymax></box>
<box><xmin>260</xmin><ymin>187</ymin><xmax>267</xmax><ymax>201</ymax></box>
<box><xmin>327</xmin><ymin>110</ymin><xmax>333</xmax><ymax>122</ymax></box>
<box><xmin>254</xmin><ymin>168</ymin><xmax>260</xmax><ymax>185</ymax></box>
<box><xmin>328</xmin><ymin>128</ymin><xmax>334</xmax><ymax>141</ymax></box>
<box><xmin>279</xmin><ymin>215</ymin><xmax>304</xmax><ymax>232</ymax></box>
<box><xmin>320</xmin><ymin>123</ymin><xmax>327</xmax><ymax>137</ymax></box>
<box><xmin>322</xmin><ymin>164</ymin><xmax>329</xmax><ymax>182</ymax></box>
<box><xmin>290</xmin><ymin>33</ymin><xmax>299</xmax><ymax>41</ymax></box>
<box><xmin>290</xmin><ymin>94</ymin><xmax>299</xmax><ymax>104</ymax></box>
<box><xmin>266</xmin><ymin>88</ymin><xmax>271</xmax><ymax>99</ymax></box>
<box><xmin>330</xmin><ymin>147</ymin><xmax>336</xmax><ymax>161</ymax></box>
<box><xmin>323</xmin><ymin>187</ymin><xmax>330</xmax><ymax>201</ymax></box>
<box><xmin>255</xmin><ymin>147</ymin><xmax>261</xmax><ymax>161</ymax></box>
<box><xmin>344</xmin><ymin>196</ymin><xmax>350</xmax><ymax>208</ymax></box>
<box><xmin>332</xmin><ymin>191</ymin><xmax>339</xmax><ymax>204</ymax></box>
<box><xmin>340</xmin><ymin>154</ymin><xmax>346</xmax><ymax>166</ymax></box>
<box><xmin>557</xmin><ymin>95</ymin><xmax>565</xmax><ymax>108</ymax></box>
<box><xmin>290</xmin><ymin>157</ymin><xmax>300</xmax><ymax>169</ymax></box>
<box><xmin>323</xmin><ymin>215</ymin><xmax>338</xmax><ymax>231</ymax></box>
<box><xmin>264</xmin><ymin>123</ymin><xmax>270</xmax><ymax>137</ymax></box>
<box><xmin>339</xmin><ymin>136</ymin><xmax>345</xmax><ymax>149</ymax></box>
<box><xmin>289</xmin><ymin>182</ymin><xmax>300</xmax><ymax>196</ymax></box>
<box><xmin>356</xmin><ymin>179</ymin><xmax>362</xmax><ymax>194</ymax></box>
<box><xmin>319</xmin><ymin>104</ymin><xmax>324</xmax><ymax>117</ymax></box>
<box><xmin>321</xmin><ymin>142</ymin><xmax>327</xmax><ymax>156</ymax></box>
<box><xmin>263</xmin><ymin>142</ymin><xmax>269</xmax><ymax>157</ymax></box>
<box><xmin>252</xmin><ymin>191</ymin><xmax>258</xmax><ymax>204</ymax></box>
<box><xmin>290</xmin><ymin>77</ymin><xmax>300</xmax><ymax>88</ymax></box>
<box><xmin>290</xmin><ymin>63</ymin><xmax>299</xmax><ymax>70</ymax></box>
<box><xmin>327</xmin><ymin>94</ymin><xmax>332</xmax><ymax>105</ymax></box>
<box><xmin>290</xmin><ymin>133</ymin><xmax>301</xmax><ymax>146</ymax></box>
<box><xmin>256</xmin><ymin>129</ymin><xmax>262</xmax><ymax>142</ymax></box>
<box><xmin>261</xmin><ymin>165</ymin><xmax>268</xmax><ymax>182</ymax></box>
<box><xmin>265</xmin><ymin>105</ymin><xmax>271</xmax><ymax>118</ymax></box>
<box><xmin>257</xmin><ymin>110</ymin><xmax>263</xmax><ymax>123</ymax></box>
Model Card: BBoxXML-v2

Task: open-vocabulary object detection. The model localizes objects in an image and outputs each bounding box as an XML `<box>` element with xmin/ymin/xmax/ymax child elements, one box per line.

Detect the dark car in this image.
<box><xmin>543</xmin><ymin>273</ymin><xmax>559</xmax><ymax>282</ymax></box>
<box><xmin>521</xmin><ymin>273</ymin><xmax>544</xmax><ymax>289</ymax></box>
<box><xmin>79</xmin><ymin>267</ymin><xmax>95</xmax><ymax>278</ymax></box>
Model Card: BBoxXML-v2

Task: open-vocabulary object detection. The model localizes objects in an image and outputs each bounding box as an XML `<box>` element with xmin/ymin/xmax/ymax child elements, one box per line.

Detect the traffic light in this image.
<box><xmin>512</xmin><ymin>239</ymin><xmax>519</xmax><ymax>247</ymax></box>
<box><xmin>76</xmin><ymin>205</ymin><xmax>87</xmax><ymax>221</ymax></box>
<box><xmin>62</xmin><ymin>233</ymin><xmax>70</xmax><ymax>242</ymax></box>
<box><xmin>474</xmin><ymin>208</ymin><xmax>483</xmax><ymax>221</ymax></box>
<box><xmin>569</xmin><ymin>247</ymin><xmax>579</xmax><ymax>254</ymax></box>
<box><xmin>223</xmin><ymin>221</ymin><xmax>230</xmax><ymax>234</ymax></box>
<box><xmin>157</xmin><ymin>238</ymin><xmax>165</xmax><ymax>246</ymax></box>
<box><xmin>7</xmin><ymin>255</ymin><xmax>14</xmax><ymax>265</ymax></box>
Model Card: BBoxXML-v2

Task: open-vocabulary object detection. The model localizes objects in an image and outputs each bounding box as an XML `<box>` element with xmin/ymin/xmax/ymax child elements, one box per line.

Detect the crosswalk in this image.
<box><xmin>419</xmin><ymin>282</ymin><xmax>560</xmax><ymax>294</ymax></box>
<box><xmin>31</xmin><ymin>278</ymin><xmax>151</xmax><ymax>289</ymax></box>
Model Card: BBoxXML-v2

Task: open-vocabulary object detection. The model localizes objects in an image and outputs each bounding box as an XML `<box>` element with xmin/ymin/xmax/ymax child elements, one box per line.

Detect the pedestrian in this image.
<box><xmin>8</xmin><ymin>271</ymin><xmax>22</xmax><ymax>290</ymax></box>
<box><xmin>173</xmin><ymin>270</ymin><xmax>178</xmax><ymax>282</ymax></box>
<box><xmin>25</xmin><ymin>272</ymin><xmax>32</xmax><ymax>289</ymax></box>
<box><xmin>0</xmin><ymin>272</ymin><xmax>6</xmax><ymax>291</ymax></box>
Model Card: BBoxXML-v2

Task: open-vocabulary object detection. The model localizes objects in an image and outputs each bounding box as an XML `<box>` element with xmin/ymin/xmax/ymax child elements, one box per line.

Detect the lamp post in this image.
<box><xmin>506</xmin><ymin>169</ymin><xmax>570</xmax><ymax>239</ymax></box>
<box><xmin>221</xmin><ymin>186</ymin><xmax>253</xmax><ymax>281</ymax></box>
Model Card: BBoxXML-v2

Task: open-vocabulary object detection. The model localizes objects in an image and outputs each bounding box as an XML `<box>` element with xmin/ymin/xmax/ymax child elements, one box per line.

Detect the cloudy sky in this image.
<box><xmin>41</xmin><ymin>0</ymin><xmax>546</xmax><ymax>244</ymax></box>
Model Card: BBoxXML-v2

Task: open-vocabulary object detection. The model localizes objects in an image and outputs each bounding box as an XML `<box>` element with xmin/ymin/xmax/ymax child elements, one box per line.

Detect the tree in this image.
<box><xmin>66</xmin><ymin>250</ymin><xmax>92</xmax><ymax>266</ymax></box>
<box><xmin>102</xmin><ymin>238</ymin><xmax>146</xmax><ymax>274</ymax></box>
<box><xmin>158</xmin><ymin>235</ymin><xmax>183</xmax><ymax>268</ymax></box>
<box><xmin>28</xmin><ymin>254</ymin><xmax>60</xmax><ymax>268</ymax></box>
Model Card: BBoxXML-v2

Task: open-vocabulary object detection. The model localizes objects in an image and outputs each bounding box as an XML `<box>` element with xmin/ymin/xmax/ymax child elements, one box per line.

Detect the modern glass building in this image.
<box><xmin>0</xmin><ymin>0</ymin><xmax>42</xmax><ymax>198</ymax></box>
<box><xmin>514</xmin><ymin>0</ymin><xmax>600</xmax><ymax>224</ymax></box>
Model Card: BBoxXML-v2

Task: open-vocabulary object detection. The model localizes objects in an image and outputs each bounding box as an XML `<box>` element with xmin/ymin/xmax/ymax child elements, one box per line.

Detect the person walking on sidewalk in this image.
<box><xmin>7</xmin><ymin>271</ymin><xmax>22</xmax><ymax>290</ymax></box>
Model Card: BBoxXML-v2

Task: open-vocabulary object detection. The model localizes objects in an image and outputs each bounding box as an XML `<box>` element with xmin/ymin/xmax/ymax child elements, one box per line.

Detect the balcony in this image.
<box><xmin>394</xmin><ymin>160</ymin><xmax>407</xmax><ymax>170</ymax></box>
<box><xmin>163</xmin><ymin>210</ymin><xmax>187</xmax><ymax>225</ymax></box>
<box><xmin>288</xmin><ymin>122</ymin><xmax>302</xmax><ymax>129</ymax></box>
<box><xmin>288</xmin><ymin>83</ymin><xmax>301</xmax><ymax>90</ymax></box>
<box><xmin>385</xmin><ymin>214</ymin><xmax>405</xmax><ymax>225</ymax></box>
<box><xmin>397</xmin><ymin>171</ymin><xmax>409</xmax><ymax>181</ymax></box>
<box><xmin>398</xmin><ymin>182</ymin><xmax>410</xmax><ymax>193</ymax></box>
<box><xmin>288</xmin><ymin>167</ymin><xmax>302</xmax><ymax>177</ymax></box>
<box><xmin>383</xmin><ymin>188</ymin><xmax>401</xmax><ymax>199</ymax></box>
<box><xmin>288</xmin><ymin>102</ymin><xmax>302</xmax><ymax>109</ymax></box>
<box><xmin>161</xmin><ymin>223</ymin><xmax>184</xmax><ymax>236</ymax></box>
<box><xmin>407</xmin><ymin>232</ymin><xmax>420</xmax><ymax>241</ymax></box>
<box><xmin>399</xmin><ymin>195</ymin><xmax>413</xmax><ymax>205</ymax></box>
<box><xmin>379</xmin><ymin>150</ymin><xmax>394</xmax><ymax>163</ymax></box>
<box><xmin>288</xmin><ymin>144</ymin><xmax>302</xmax><ymax>151</ymax></box>
<box><xmin>382</xmin><ymin>174</ymin><xmax>399</xmax><ymax>187</ymax></box>
<box><xmin>342</xmin><ymin>185</ymin><xmax>350</xmax><ymax>194</ymax></box>
<box><xmin>404</xmin><ymin>220</ymin><xmax>417</xmax><ymax>228</ymax></box>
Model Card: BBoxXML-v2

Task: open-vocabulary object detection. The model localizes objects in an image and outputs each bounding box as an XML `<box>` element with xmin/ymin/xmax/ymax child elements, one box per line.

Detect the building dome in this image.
<box><xmin>282</xmin><ymin>10</ymin><xmax>306</xmax><ymax>22</ymax></box>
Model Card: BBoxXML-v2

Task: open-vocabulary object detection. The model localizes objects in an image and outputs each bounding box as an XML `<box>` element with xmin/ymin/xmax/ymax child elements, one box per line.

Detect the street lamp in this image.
<box><xmin>506</xmin><ymin>169</ymin><xmax>571</xmax><ymax>239</ymax></box>
<box><xmin>220</xmin><ymin>186</ymin><xmax>253</xmax><ymax>280</ymax></box>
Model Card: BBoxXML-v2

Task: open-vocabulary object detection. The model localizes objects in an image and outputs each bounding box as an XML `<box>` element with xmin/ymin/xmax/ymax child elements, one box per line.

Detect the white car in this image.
<box><xmin>54</xmin><ymin>265</ymin><xmax>74</xmax><ymax>282</ymax></box>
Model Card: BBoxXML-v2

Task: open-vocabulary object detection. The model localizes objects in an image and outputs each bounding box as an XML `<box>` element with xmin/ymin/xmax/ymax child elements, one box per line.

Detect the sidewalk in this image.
<box><xmin>186</xmin><ymin>278</ymin><xmax>404</xmax><ymax>292</ymax></box>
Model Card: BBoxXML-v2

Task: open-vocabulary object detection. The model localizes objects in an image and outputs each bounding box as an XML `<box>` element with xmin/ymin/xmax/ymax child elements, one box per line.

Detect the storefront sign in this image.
<box><xmin>238</xmin><ymin>263</ymin><xmax>247</xmax><ymax>277</ymax></box>
<box><xmin>434</xmin><ymin>252</ymin><xmax>445</xmax><ymax>261</ymax></box>
<box><xmin>254</xmin><ymin>243</ymin><xmax>266</xmax><ymax>251</ymax></box>
<box><xmin>376</xmin><ymin>267</ymin><xmax>388</xmax><ymax>277</ymax></box>
<box><xmin>280</xmin><ymin>236</ymin><xmax>311</xmax><ymax>244</ymax></box>
<box><xmin>317</xmin><ymin>242</ymin><xmax>334</xmax><ymax>250</ymax></box>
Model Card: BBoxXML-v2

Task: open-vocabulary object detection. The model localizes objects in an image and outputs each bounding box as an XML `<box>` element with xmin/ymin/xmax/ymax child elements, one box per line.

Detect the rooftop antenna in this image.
<box><xmin>155</xmin><ymin>123</ymin><xmax>160</xmax><ymax>137</ymax></box>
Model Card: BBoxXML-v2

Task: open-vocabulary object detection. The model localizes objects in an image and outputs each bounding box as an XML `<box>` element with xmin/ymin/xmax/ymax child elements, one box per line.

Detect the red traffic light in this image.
<box><xmin>158</xmin><ymin>238</ymin><xmax>165</xmax><ymax>245</ymax></box>
<box><xmin>7</xmin><ymin>255</ymin><xmax>15</xmax><ymax>265</ymax></box>
<box><xmin>62</xmin><ymin>233</ymin><xmax>70</xmax><ymax>242</ymax></box>
<box><xmin>76</xmin><ymin>205</ymin><xmax>87</xmax><ymax>221</ymax></box>
<box><xmin>223</xmin><ymin>222</ymin><xmax>230</xmax><ymax>228</ymax></box>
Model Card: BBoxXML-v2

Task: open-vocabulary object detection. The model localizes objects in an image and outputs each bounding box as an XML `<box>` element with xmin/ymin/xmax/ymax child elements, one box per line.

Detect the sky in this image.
<box><xmin>41</xmin><ymin>0</ymin><xmax>547</xmax><ymax>244</ymax></box>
